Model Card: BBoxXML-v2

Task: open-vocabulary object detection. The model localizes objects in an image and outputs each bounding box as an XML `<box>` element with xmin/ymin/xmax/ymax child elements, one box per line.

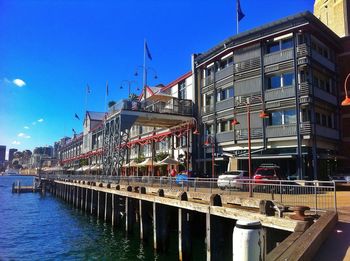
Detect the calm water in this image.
<box><xmin>0</xmin><ymin>176</ymin><xmax>178</xmax><ymax>261</ymax></box>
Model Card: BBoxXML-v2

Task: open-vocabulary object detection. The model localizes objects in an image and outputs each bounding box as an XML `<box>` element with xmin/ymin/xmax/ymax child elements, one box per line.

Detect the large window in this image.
<box><xmin>269</xmin><ymin>109</ymin><xmax>296</xmax><ymax>126</ymax></box>
<box><xmin>267</xmin><ymin>37</ymin><xmax>293</xmax><ymax>54</ymax></box>
<box><xmin>267</xmin><ymin>72</ymin><xmax>294</xmax><ymax>89</ymax></box>
<box><xmin>217</xmin><ymin>87</ymin><xmax>234</xmax><ymax>102</ymax></box>
<box><xmin>178</xmin><ymin>81</ymin><xmax>186</xmax><ymax>100</ymax></box>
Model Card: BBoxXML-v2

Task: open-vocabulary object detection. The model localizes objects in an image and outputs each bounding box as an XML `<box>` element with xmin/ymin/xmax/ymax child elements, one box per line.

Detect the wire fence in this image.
<box><xmin>42</xmin><ymin>174</ymin><xmax>337</xmax><ymax>213</ymax></box>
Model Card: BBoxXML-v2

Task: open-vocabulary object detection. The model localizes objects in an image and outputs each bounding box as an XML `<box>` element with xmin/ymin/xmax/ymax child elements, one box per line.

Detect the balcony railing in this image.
<box><xmin>234</xmin><ymin>57</ymin><xmax>261</xmax><ymax>73</ymax></box>
<box><xmin>216</xmin><ymin>131</ymin><xmax>235</xmax><ymax>143</ymax></box>
<box><xmin>215</xmin><ymin>64</ymin><xmax>234</xmax><ymax>82</ymax></box>
<box><xmin>109</xmin><ymin>97</ymin><xmax>194</xmax><ymax>117</ymax></box>
<box><xmin>297</xmin><ymin>44</ymin><xmax>310</xmax><ymax>57</ymax></box>
<box><xmin>216</xmin><ymin>97</ymin><xmax>234</xmax><ymax>112</ymax></box>
<box><xmin>265</xmin><ymin>85</ymin><xmax>295</xmax><ymax>101</ymax></box>
<box><xmin>236</xmin><ymin>128</ymin><xmax>263</xmax><ymax>140</ymax></box>
<box><xmin>264</xmin><ymin>48</ymin><xmax>294</xmax><ymax>66</ymax></box>
<box><xmin>201</xmin><ymin>105</ymin><xmax>214</xmax><ymax>115</ymax></box>
<box><xmin>316</xmin><ymin>125</ymin><xmax>339</xmax><ymax>140</ymax></box>
<box><xmin>266</xmin><ymin>124</ymin><xmax>297</xmax><ymax>138</ymax></box>
<box><xmin>201</xmin><ymin>75</ymin><xmax>214</xmax><ymax>87</ymax></box>
<box><xmin>311</xmin><ymin>51</ymin><xmax>335</xmax><ymax>72</ymax></box>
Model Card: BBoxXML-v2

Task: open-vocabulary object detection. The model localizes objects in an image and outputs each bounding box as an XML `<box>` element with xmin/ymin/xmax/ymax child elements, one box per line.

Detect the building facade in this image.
<box><xmin>8</xmin><ymin>148</ymin><xmax>17</xmax><ymax>166</ymax></box>
<box><xmin>193</xmin><ymin>12</ymin><xmax>342</xmax><ymax>179</ymax></box>
<box><xmin>0</xmin><ymin>145</ymin><xmax>6</xmax><ymax>164</ymax></box>
<box><xmin>314</xmin><ymin>0</ymin><xmax>350</xmax><ymax>37</ymax></box>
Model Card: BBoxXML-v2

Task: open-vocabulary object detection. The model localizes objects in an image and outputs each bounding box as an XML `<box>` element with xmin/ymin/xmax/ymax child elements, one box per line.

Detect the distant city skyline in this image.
<box><xmin>0</xmin><ymin>0</ymin><xmax>314</xmax><ymax>152</ymax></box>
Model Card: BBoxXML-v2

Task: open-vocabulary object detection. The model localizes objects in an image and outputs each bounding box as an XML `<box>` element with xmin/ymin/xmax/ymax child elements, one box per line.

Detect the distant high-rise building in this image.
<box><xmin>0</xmin><ymin>145</ymin><xmax>6</xmax><ymax>164</ymax></box>
<box><xmin>314</xmin><ymin>0</ymin><xmax>350</xmax><ymax>37</ymax></box>
<box><xmin>9</xmin><ymin>148</ymin><xmax>18</xmax><ymax>164</ymax></box>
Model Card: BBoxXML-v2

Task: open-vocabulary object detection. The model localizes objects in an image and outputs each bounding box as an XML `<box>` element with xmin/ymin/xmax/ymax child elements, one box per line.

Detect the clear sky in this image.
<box><xmin>0</xmin><ymin>0</ymin><xmax>314</xmax><ymax>156</ymax></box>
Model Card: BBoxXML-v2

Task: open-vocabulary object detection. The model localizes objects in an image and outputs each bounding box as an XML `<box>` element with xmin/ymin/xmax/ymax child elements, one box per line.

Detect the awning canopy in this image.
<box><xmin>82</xmin><ymin>165</ymin><xmax>91</xmax><ymax>171</ymax></box>
<box><xmin>67</xmin><ymin>167</ymin><xmax>76</xmax><ymax>171</ymax></box>
<box><xmin>76</xmin><ymin>167</ymin><xmax>83</xmax><ymax>172</ymax></box>
<box><xmin>155</xmin><ymin>156</ymin><xmax>179</xmax><ymax>166</ymax></box>
<box><xmin>123</xmin><ymin>160</ymin><xmax>138</xmax><ymax>168</ymax></box>
<box><xmin>137</xmin><ymin>158</ymin><xmax>154</xmax><ymax>166</ymax></box>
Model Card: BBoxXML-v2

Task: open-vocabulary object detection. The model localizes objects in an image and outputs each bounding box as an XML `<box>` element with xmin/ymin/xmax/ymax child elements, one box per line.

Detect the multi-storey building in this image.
<box><xmin>193</xmin><ymin>11</ymin><xmax>342</xmax><ymax>179</ymax></box>
<box><xmin>59</xmin><ymin>133</ymin><xmax>83</xmax><ymax>169</ymax></box>
<box><xmin>8</xmin><ymin>148</ymin><xmax>17</xmax><ymax>165</ymax></box>
<box><xmin>0</xmin><ymin>145</ymin><xmax>6</xmax><ymax>164</ymax></box>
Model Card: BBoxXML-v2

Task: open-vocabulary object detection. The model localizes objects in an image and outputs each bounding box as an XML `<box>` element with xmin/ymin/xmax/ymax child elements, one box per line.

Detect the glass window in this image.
<box><xmin>322</xmin><ymin>115</ymin><xmax>327</xmax><ymax>126</ymax></box>
<box><xmin>267</xmin><ymin>42</ymin><xmax>280</xmax><ymax>53</ymax></box>
<box><xmin>228</xmin><ymin>87</ymin><xmax>234</xmax><ymax>98</ymax></box>
<box><xmin>316</xmin><ymin>113</ymin><xmax>321</xmax><ymax>124</ymax></box>
<box><xmin>268</xmin><ymin>75</ymin><xmax>281</xmax><ymax>89</ymax></box>
<box><xmin>281</xmin><ymin>38</ymin><xmax>293</xmax><ymax>49</ymax></box>
<box><xmin>205</xmin><ymin>95</ymin><xmax>212</xmax><ymax>106</ymax></box>
<box><xmin>206</xmin><ymin>124</ymin><xmax>213</xmax><ymax>135</ymax></box>
<box><xmin>178</xmin><ymin>81</ymin><xmax>186</xmax><ymax>100</ymax></box>
<box><xmin>283</xmin><ymin>72</ymin><xmax>294</xmax><ymax>86</ymax></box>
<box><xmin>327</xmin><ymin>115</ymin><xmax>333</xmax><ymax>128</ymax></box>
<box><xmin>220</xmin><ymin>89</ymin><xmax>226</xmax><ymax>100</ymax></box>
<box><xmin>284</xmin><ymin>109</ymin><xmax>296</xmax><ymax>124</ymax></box>
<box><xmin>270</xmin><ymin>111</ymin><xmax>283</xmax><ymax>125</ymax></box>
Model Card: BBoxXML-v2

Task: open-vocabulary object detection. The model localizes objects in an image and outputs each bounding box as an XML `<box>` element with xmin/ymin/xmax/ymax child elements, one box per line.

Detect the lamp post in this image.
<box><xmin>185</xmin><ymin>118</ymin><xmax>200</xmax><ymax>177</ymax></box>
<box><xmin>204</xmin><ymin>135</ymin><xmax>215</xmax><ymax>179</ymax></box>
<box><xmin>120</xmin><ymin>80</ymin><xmax>139</xmax><ymax>99</ymax></box>
<box><xmin>231</xmin><ymin>97</ymin><xmax>269</xmax><ymax>197</ymax></box>
<box><xmin>134</xmin><ymin>66</ymin><xmax>158</xmax><ymax>101</ymax></box>
<box><xmin>341</xmin><ymin>73</ymin><xmax>350</xmax><ymax>106</ymax></box>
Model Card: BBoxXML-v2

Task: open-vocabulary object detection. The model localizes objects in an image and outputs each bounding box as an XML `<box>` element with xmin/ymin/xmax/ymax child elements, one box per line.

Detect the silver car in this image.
<box><xmin>217</xmin><ymin>170</ymin><xmax>249</xmax><ymax>190</ymax></box>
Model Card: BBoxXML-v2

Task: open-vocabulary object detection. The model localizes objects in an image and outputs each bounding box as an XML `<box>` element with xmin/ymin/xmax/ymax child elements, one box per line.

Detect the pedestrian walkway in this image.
<box><xmin>313</xmin><ymin>190</ymin><xmax>350</xmax><ymax>261</ymax></box>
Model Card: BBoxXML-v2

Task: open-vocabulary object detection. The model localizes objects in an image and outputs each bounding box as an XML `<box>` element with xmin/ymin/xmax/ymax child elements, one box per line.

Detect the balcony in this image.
<box><xmin>299</xmin><ymin>82</ymin><xmax>312</xmax><ymax>96</ymax></box>
<box><xmin>297</xmin><ymin>44</ymin><xmax>310</xmax><ymax>57</ymax></box>
<box><xmin>216</xmin><ymin>131</ymin><xmax>235</xmax><ymax>143</ymax></box>
<box><xmin>311</xmin><ymin>51</ymin><xmax>335</xmax><ymax>71</ymax></box>
<box><xmin>316</xmin><ymin>125</ymin><xmax>339</xmax><ymax>140</ymax></box>
<box><xmin>264</xmin><ymin>48</ymin><xmax>294</xmax><ymax>66</ymax></box>
<box><xmin>201</xmin><ymin>105</ymin><xmax>214</xmax><ymax>115</ymax></box>
<box><xmin>236</xmin><ymin>128</ymin><xmax>263</xmax><ymax>140</ymax></box>
<box><xmin>314</xmin><ymin>88</ymin><xmax>337</xmax><ymax>105</ymax></box>
<box><xmin>215</xmin><ymin>64</ymin><xmax>234</xmax><ymax>82</ymax></box>
<box><xmin>201</xmin><ymin>75</ymin><xmax>214</xmax><ymax>88</ymax></box>
<box><xmin>266</xmin><ymin>124</ymin><xmax>297</xmax><ymax>138</ymax></box>
<box><xmin>234</xmin><ymin>57</ymin><xmax>261</xmax><ymax>73</ymax></box>
<box><xmin>216</xmin><ymin>97</ymin><xmax>234</xmax><ymax>112</ymax></box>
<box><xmin>265</xmin><ymin>85</ymin><xmax>295</xmax><ymax>101</ymax></box>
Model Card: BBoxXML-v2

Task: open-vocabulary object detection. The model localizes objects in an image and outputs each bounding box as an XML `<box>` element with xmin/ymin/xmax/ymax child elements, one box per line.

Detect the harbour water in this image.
<box><xmin>0</xmin><ymin>176</ymin><xmax>181</xmax><ymax>261</ymax></box>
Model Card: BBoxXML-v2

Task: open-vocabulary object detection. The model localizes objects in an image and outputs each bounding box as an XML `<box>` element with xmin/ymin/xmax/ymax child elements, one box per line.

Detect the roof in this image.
<box><xmin>86</xmin><ymin>111</ymin><xmax>106</xmax><ymax>121</ymax></box>
<box><xmin>195</xmin><ymin>11</ymin><xmax>342</xmax><ymax>65</ymax></box>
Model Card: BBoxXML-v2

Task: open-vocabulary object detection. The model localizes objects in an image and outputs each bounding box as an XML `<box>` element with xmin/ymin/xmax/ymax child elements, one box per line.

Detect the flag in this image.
<box><xmin>86</xmin><ymin>84</ymin><xmax>91</xmax><ymax>94</ymax></box>
<box><xmin>74</xmin><ymin>113</ymin><xmax>80</xmax><ymax>120</ymax></box>
<box><xmin>106</xmin><ymin>81</ymin><xmax>109</xmax><ymax>96</ymax></box>
<box><xmin>145</xmin><ymin>41</ymin><xmax>152</xmax><ymax>60</ymax></box>
<box><xmin>237</xmin><ymin>0</ymin><xmax>245</xmax><ymax>22</ymax></box>
<box><xmin>72</xmin><ymin>128</ymin><xmax>76</xmax><ymax>134</ymax></box>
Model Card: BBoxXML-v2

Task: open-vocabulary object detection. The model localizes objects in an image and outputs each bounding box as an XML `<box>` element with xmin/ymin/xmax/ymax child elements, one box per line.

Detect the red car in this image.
<box><xmin>253</xmin><ymin>165</ymin><xmax>284</xmax><ymax>184</ymax></box>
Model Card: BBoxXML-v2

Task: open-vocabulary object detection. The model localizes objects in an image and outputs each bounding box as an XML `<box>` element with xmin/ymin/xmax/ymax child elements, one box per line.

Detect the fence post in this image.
<box><xmin>333</xmin><ymin>181</ymin><xmax>337</xmax><ymax>212</ymax></box>
<box><xmin>280</xmin><ymin>180</ymin><xmax>282</xmax><ymax>203</ymax></box>
<box><xmin>314</xmin><ymin>182</ymin><xmax>318</xmax><ymax>214</ymax></box>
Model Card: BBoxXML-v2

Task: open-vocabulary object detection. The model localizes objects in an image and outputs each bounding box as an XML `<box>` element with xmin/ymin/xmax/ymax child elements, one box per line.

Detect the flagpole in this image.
<box><xmin>104</xmin><ymin>81</ymin><xmax>108</xmax><ymax>112</ymax></box>
<box><xmin>236</xmin><ymin>0</ymin><xmax>239</xmax><ymax>34</ymax></box>
<box><xmin>85</xmin><ymin>85</ymin><xmax>88</xmax><ymax>115</ymax></box>
<box><xmin>143</xmin><ymin>39</ymin><xmax>147</xmax><ymax>101</ymax></box>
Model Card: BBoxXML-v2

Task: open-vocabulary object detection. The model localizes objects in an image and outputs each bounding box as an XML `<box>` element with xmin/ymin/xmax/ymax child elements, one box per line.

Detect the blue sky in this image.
<box><xmin>0</xmin><ymin>0</ymin><xmax>314</xmax><ymax>155</ymax></box>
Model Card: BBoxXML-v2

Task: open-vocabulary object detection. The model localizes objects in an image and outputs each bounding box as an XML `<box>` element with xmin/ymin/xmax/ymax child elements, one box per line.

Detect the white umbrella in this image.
<box><xmin>155</xmin><ymin>156</ymin><xmax>179</xmax><ymax>166</ymax></box>
<box><xmin>76</xmin><ymin>167</ymin><xmax>83</xmax><ymax>172</ymax></box>
<box><xmin>123</xmin><ymin>160</ymin><xmax>138</xmax><ymax>168</ymax></box>
<box><xmin>136</xmin><ymin>158</ymin><xmax>154</xmax><ymax>167</ymax></box>
<box><xmin>82</xmin><ymin>165</ymin><xmax>91</xmax><ymax>172</ymax></box>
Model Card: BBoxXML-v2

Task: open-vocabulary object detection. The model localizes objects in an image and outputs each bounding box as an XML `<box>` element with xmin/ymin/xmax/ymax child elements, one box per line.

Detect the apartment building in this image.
<box><xmin>193</xmin><ymin>11</ymin><xmax>342</xmax><ymax>179</ymax></box>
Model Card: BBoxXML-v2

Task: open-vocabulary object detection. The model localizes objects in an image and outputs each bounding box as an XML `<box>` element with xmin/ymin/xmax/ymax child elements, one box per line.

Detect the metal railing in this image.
<box><xmin>43</xmin><ymin>174</ymin><xmax>337</xmax><ymax>213</ymax></box>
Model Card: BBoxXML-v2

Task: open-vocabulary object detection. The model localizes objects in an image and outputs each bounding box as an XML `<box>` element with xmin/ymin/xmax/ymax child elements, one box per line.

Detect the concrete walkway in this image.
<box><xmin>313</xmin><ymin>190</ymin><xmax>350</xmax><ymax>261</ymax></box>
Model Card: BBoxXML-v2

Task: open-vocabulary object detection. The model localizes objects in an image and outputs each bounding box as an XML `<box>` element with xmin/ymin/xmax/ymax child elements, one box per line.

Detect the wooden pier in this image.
<box><xmin>12</xmin><ymin>181</ymin><xmax>41</xmax><ymax>193</ymax></box>
<box><xmin>38</xmin><ymin>177</ymin><xmax>338</xmax><ymax>261</ymax></box>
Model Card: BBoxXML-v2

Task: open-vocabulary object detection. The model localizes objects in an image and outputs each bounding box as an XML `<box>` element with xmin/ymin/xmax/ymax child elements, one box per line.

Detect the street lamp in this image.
<box><xmin>231</xmin><ymin>97</ymin><xmax>269</xmax><ymax>197</ymax></box>
<box><xmin>185</xmin><ymin>118</ymin><xmax>200</xmax><ymax>177</ymax></box>
<box><xmin>204</xmin><ymin>135</ymin><xmax>215</xmax><ymax>179</ymax></box>
<box><xmin>134</xmin><ymin>66</ymin><xmax>158</xmax><ymax>101</ymax></box>
<box><xmin>120</xmin><ymin>80</ymin><xmax>139</xmax><ymax>99</ymax></box>
<box><xmin>341</xmin><ymin>73</ymin><xmax>350</xmax><ymax>106</ymax></box>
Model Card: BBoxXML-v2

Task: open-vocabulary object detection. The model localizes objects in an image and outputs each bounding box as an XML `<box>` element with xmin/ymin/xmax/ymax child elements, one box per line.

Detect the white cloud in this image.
<box><xmin>12</xmin><ymin>141</ymin><xmax>21</xmax><ymax>145</ymax></box>
<box><xmin>18</xmin><ymin>133</ymin><xmax>31</xmax><ymax>139</ymax></box>
<box><xmin>12</xmin><ymin>78</ymin><xmax>26</xmax><ymax>87</ymax></box>
<box><xmin>37</xmin><ymin>118</ymin><xmax>44</xmax><ymax>123</ymax></box>
<box><xmin>24</xmin><ymin>126</ymin><xmax>29</xmax><ymax>129</ymax></box>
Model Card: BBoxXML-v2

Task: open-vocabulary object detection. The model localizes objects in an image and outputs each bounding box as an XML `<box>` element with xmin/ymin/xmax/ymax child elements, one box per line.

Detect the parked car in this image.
<box><xmin>329</xmin><ymin>170</ymin><xmax>350</xmax><ymax>188</ymax></box>
<box><xmin>217</xmin><ymin>170</ymin><xmax>249</xmax><ymax>190</ymax></box>
<box><xmin>253</xmin><ymin>164</ymin><xmax>284</xmax><ymax>183</ymax></box>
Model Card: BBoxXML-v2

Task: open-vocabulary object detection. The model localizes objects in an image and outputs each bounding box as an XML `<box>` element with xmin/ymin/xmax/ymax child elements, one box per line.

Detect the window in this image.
<box><xmin>205</xmin><ymin>94</ymin><xmax>213</xmax><ymax>106</ymax></box>
<box><xmin>316</xmin><ymin>113</ymin><xmax>321</xmax><ymax>124</ymax></box>
<box><xmin>267</xmin><ymin>37</ymin><xmax>293</xmax><ymax>54</ymax></box>
<box><xmin>267</xmin><ymin>72</ymin><xmax>294</xmax><ymax>89</ymax></box>
<box><xmin>327</xmin><ymin>115</ymin><xmax>333</xmax><ymax>128</ymax></box>
<box><xmin>283</xmin><ymin>73</ymin><xmax>294</xmax><ymax>86</ymax></box>
<box><xmin>281</xmin><ymin>38</ymin><xmax>293</xmax><ymax>50</ymax></box>
<box><xmin>270</xmin><ymin>111</ymin><xmax>283</xmax><ymax>125</ymax></box>
<box><xmin>284</xmin><ymin>110</ymin><xmax>296</xmax><ymax>124</ymax></box>
<box><xmin>206</xmin><ymin>124</ymin><xmax>213</xmax><ymax>135</ymax></box>
<box><xmin>269</xmin><ymin>109</ymin><xmax>296</xmax><ymax>125</ymax></box>
<box><xmin>268</xmin><ymin>75</ymin><xmax>281</xmax><ymax>89</ymax></box>
<box><xmin>228</xmin><ymin>87</ymin><xmax>234</xmax><ymax>98</ymax></box>
<box><xmin>178</xmin><ymin>81</ymin><xmax>186</xmax><ymax>100</ymax></box>
<box><xmin>219</xmin><ymin>121</ymin><xmax>229</xmax><ymax>132</ymax></box>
